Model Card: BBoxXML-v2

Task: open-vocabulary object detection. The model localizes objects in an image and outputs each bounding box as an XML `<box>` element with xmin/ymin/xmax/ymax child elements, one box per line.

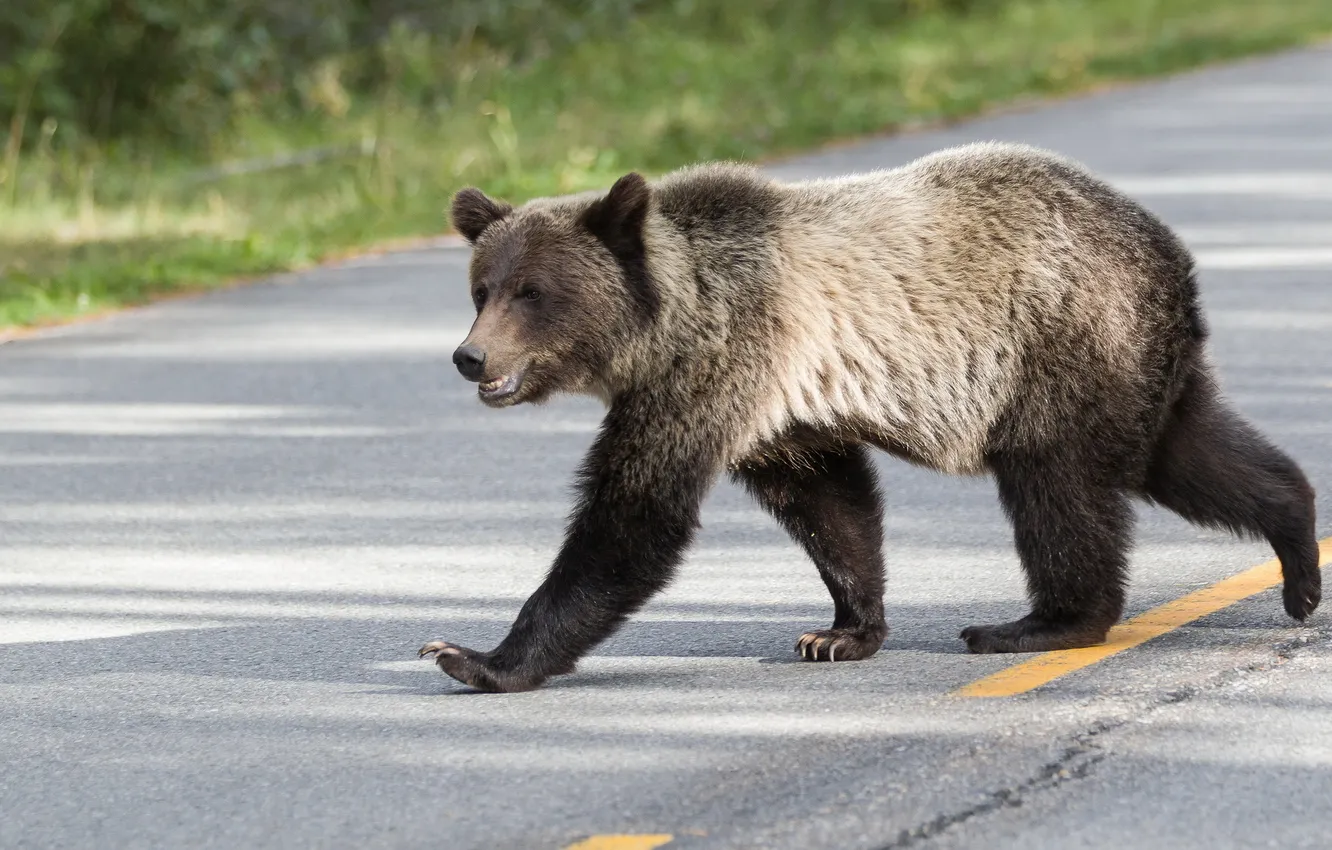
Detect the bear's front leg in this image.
<box><xmin>421</xmin><ymin>399</ymin><xmax>719</xmax><ymax>692</ymax></box>
<box><xmin>732</xmin><ymin>444</ymin><xmax>889</xmax><ymax>663</ymax></box>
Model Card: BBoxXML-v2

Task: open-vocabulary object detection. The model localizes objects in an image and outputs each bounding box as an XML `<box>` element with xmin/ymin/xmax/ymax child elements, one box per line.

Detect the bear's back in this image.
<box><xmin>731</xmin><ymin>143</ymin><xmax>1199</xmax><ymax>473</ymax></box>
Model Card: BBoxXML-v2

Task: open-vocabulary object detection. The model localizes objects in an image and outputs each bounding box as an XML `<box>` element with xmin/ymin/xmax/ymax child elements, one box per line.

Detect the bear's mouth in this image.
<box><xmin>478</xmin><ymin>369</ymin><xmax>525</xmax><ymax>404</ymax></box>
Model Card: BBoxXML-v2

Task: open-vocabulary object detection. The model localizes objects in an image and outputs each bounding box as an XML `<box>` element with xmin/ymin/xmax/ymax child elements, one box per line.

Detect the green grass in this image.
<box><xmin>4</xmin><ymin>0</ymin><xmax>1332</xmax><ymax>329</ymax></box>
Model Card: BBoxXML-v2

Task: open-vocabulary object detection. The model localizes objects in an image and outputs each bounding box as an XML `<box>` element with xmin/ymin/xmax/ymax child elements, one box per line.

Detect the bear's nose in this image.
<box><xmin>453</xmin><ymin>345</ymin><xmax>486</xmax><ymax>381</ymax></box>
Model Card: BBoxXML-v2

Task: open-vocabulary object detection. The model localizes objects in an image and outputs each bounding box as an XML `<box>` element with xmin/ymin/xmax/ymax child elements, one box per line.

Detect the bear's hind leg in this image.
<box><xmin>962</xmin><ymin>451</ymin><xmax>1133</xmax><ymax>654</ymax></box>
<box><xmin>1143</xmin><ymin>371</ymin><xmax>1320</xmax><ymax>620</ymax></box>
<box><xmin>733</xmin><ymin>444</ymin><xmax>888</xmax><ymax>662</ymax></box>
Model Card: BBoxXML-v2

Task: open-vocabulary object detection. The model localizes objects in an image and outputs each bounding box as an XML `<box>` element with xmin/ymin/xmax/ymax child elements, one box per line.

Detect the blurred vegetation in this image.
<box><xmin>3</xmin><ymin>0</ymin><xmax>1331</xmax><ymax>328</ymax></box>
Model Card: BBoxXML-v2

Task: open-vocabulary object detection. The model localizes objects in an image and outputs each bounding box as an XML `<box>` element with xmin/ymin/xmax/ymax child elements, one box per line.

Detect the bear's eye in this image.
<box><xmin>473</xmin><ymin>288</ymin><xmax>486</xmax><ymax>305</ymax></box>
<box><xmin>522</xmin><ymin>289</ymin><xmax>542</xmax><ymax>302</ymax></box>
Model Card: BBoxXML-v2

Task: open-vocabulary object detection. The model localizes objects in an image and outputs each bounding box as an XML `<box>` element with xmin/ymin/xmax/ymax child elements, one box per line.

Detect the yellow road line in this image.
<box><xmin>564</xmin><ymin>835</ymin><xmax>673</xmax><ymax>850</ymax></box>
<box><xmin>956</xmin><ymin>537</ymin><xmax>1332</xmax><ymax>698</ymax></box>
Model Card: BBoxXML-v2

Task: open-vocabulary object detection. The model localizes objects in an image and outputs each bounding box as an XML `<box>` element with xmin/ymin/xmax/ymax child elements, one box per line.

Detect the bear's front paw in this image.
<box><xmin>795</xmin><ymin>626</ymin><xmax>886</xmax><ymax>662</ymax></box>
<box><xmin>418</xmin><ymin>641</ymin><xmax>545</xmax><ymax>693</ymax></box>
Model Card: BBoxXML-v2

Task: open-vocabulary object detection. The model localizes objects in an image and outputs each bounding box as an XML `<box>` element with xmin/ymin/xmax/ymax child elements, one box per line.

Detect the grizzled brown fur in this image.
<box><xmin>421</xmin><ymin>142</ymin><xmax>1319</xmax><ymax>693</ymax></box>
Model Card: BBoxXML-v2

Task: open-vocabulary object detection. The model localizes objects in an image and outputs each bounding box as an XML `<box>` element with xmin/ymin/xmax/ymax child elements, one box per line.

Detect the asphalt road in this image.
<box><xmin>3</xmin><ymin>45</ymin><xmax>1332</xmax><ymax>850</ymax></box>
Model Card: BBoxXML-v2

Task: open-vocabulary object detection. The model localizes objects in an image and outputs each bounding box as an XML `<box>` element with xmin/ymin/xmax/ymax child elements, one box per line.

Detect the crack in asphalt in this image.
<box><xmin>875</xmin><ymin>627</ymin><xmax>1331</xmax><ymax>849</ymax></box>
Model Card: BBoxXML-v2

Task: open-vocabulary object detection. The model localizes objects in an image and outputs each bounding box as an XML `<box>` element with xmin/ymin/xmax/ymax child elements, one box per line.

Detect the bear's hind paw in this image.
<box><xmin>960</xmin><ymin>615</ymin><xmax>1111</xmax><ymax>654</ymax></box>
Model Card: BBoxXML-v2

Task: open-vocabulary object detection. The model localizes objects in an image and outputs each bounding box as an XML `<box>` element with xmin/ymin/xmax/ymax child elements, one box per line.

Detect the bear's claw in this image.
<box><xmin>418</xmin><ymin>640</ymin><xmax>461</xmax><ymax>659</ymax></box>
<box><xmin>794</xmin><ymin>627</ymin><xmax>885</xmax><ymax>662</ymax></box>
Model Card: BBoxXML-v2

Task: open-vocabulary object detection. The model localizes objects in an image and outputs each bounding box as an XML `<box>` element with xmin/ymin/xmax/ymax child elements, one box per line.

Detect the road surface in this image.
<box><xmin>3</xmin><ymin>44</ymin><xmax>1332</xmax><ymax>850</ymax></box>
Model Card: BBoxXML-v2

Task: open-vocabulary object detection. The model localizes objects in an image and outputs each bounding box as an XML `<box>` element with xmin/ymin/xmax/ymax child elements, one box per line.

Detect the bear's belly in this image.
<box><xmin>737</xmin><ymin>368</ymin><xmax>1001</xmax><ymax>477</ymax></box>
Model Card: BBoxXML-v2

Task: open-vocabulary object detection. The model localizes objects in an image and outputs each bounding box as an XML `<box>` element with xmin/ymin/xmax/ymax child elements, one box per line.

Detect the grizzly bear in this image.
<box><xmin>419</xmin><ymin>142</ymin><xmax>1319</xmax><ymax>692</ymax></box>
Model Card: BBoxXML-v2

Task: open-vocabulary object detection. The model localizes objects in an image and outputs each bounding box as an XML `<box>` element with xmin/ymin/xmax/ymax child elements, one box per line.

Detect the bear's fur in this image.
<box><xmin>420</xmin><ymin>142</ymin><xmax>1320</xmax><ymax>693</ymax></box>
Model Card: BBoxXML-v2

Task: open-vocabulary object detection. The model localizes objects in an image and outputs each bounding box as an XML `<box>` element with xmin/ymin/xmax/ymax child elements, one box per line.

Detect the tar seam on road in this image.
<box><xmin>883</xmin><ymin>625</ymin><xmax>1330</xmax><ymax>848</ymax></box>
<box><xmin>955</xmin><ymin>537</ymin><xmax>1332</xmax><ymax>697</ymax></box>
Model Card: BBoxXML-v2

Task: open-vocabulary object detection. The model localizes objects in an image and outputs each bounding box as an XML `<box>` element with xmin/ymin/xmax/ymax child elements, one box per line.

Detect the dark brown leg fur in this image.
<box><xmin>420</xmin><ymin>390</ymin><xmax>717</xmax><ymax>692</ymax></box>
<box><xmin>963</xmin><ymin>449</ymin><xmax>1133</xmax><ymax>654</ymax></box>
<box><xmin>1143</xmin><ymin>371</ymin><xmax>1320</xmax><ymax>620</ymax></box>
<box><xmin>733</xmin><ymin>445</ymin><xmax>888</xmax><ymax>662</ymax></box>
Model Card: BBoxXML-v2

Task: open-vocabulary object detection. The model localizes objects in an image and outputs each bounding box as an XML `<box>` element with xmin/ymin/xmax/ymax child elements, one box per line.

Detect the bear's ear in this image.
<box><xmin>451</xmin><ymin>188</ymin><xmax>513</xmax><ymax>243</ymax></box>
<box><xmin>581</xmin><ymin>172</ymin><xmax>651</xmax><ymax>248</ymax></box>
<box><xmin>581</xmin><ymin>172</ymin><xmax>658</xmax><ymax>320</ymax></box>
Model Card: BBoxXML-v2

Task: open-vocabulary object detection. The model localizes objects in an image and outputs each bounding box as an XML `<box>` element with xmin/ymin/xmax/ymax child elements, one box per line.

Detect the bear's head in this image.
<box><xmin>448</xmin><ymin>173</ymin><xmax>657</xmax><ymax>407</ymax></box>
